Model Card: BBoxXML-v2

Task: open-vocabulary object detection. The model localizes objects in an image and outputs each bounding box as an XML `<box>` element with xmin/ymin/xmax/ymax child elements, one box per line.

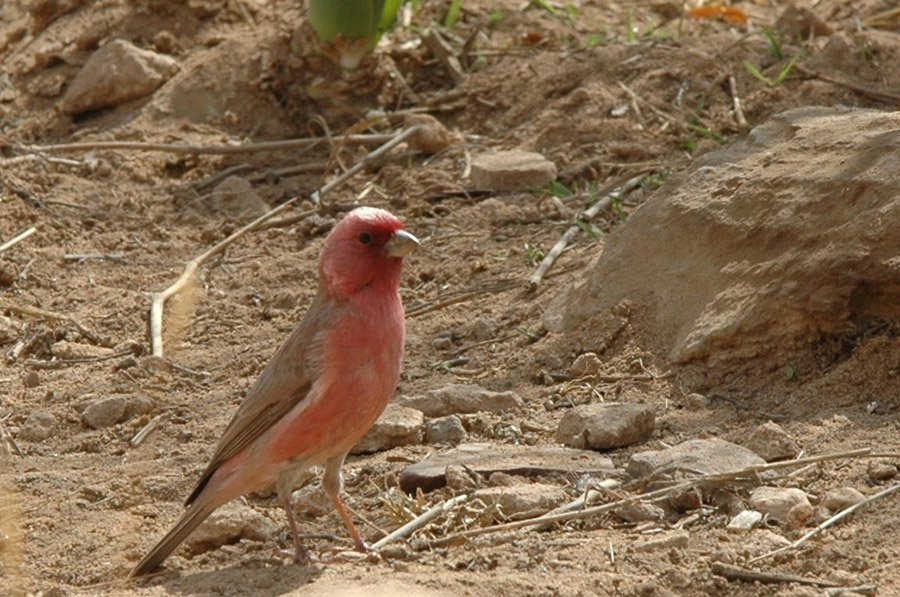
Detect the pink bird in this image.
<box><xmin>130</xmin><ymin>207</ymin><xmax>418</xmax><ymax>577</ymax></box>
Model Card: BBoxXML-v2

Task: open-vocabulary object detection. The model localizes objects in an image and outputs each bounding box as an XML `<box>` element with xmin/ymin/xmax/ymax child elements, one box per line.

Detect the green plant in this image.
<box><xmin>760</xmin><ymin>27</ymin><xmax>783</xmax><ymax>59</ymax></box>
<box><xmin>525</xmin><ymin>243</ymin><xmax>545</xmax><ymax>265</ymax></box>
<box><xmin>743</xmin><ymin>54</ymin><xmax>800</xmax><ymax>87</ymax></box>
<box><xmin>548</xmin><ymin>179</ymin><xmax>574</xmax><ymax>198</ymax></box>
<box><xmin>444</xmin><ymin>0</ymin><xmax>462</xmax><ymax>28</ymax></box>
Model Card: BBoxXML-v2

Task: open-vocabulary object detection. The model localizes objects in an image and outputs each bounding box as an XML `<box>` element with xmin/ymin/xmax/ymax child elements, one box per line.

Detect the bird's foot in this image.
<box><xmin>277</xmin><ymin>545</ymin><xmax>312</xmax><ymax>566</ymax></box>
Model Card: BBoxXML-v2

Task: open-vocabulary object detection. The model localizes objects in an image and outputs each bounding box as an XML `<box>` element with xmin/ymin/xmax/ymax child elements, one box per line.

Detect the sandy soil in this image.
<box><xmin>1</xmin><ymin>0</ymin><xmax>898</xmax><ymax>595</ymax></box>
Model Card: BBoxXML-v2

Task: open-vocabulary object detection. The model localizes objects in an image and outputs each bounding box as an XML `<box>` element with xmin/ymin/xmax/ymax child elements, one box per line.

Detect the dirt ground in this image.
<box><xmin>1</xmin><ymin>0</ymin><xmax>898</xmax><ymax>595</ymax></box>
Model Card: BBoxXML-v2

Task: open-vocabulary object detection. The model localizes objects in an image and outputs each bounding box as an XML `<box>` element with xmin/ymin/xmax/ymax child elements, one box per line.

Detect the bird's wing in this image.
<box><xmin>185</xmin><ymin>294</ymin><xmax>340</xmax><ymax>505</ymax></box>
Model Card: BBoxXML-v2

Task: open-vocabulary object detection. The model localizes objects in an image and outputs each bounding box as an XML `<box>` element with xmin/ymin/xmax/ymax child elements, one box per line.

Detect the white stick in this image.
<box><xmin>0</xmin><ymin>227</ymin><xmax>36</xmax><ymax>254</ymax></box>
<box><xmin>372</xmin><ymin>494</ymin><xmax>470</xmax><ymax>550</ymax></box>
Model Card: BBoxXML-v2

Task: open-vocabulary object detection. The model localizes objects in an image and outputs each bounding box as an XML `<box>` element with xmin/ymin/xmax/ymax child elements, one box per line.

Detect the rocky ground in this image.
<box><xmin>1</xmin><ymin>0</ymin><xmax>898</xmax><ymax>595</ymax></box>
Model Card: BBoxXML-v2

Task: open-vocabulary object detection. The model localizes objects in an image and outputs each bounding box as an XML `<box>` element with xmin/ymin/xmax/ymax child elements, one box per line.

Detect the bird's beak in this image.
<box><xmin>385</xmin><ymin>229</ymin><xmax>419</xmax><ymax>258</ymax></box>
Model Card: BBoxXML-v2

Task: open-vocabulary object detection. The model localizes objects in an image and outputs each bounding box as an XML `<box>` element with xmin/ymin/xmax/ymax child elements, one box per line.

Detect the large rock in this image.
<box><xmin>399</xmin><ymin>443</ymin><xmax>616</xmax><ymax>493</ymax></box>
<box><xmin>556</xmin><ymin>402</ymin><xmax>655</xmax><ymax>450</ymax></box>
<box><xmin>627</xmin><ymin>438</ymin><xmax>764</xmax><ymax>480</ymax></box>
<box><xmin>545</xmin><ymin>107</ymin><xmax>900</xmax><ymax>364</ymax></box>
<box><xmin>397</xmin><ymin>384</ymin><xmax>524</xmax><ymax>417</ymax></box>
<box><xmin>351</xmin><ymin>404</ymin><xmax>424</xmax><ymax>454</ymax></box>
<box><xmin>61</xmin><ymin>39</ymin><xmax>179</xmax><ymax>115</ymax></box>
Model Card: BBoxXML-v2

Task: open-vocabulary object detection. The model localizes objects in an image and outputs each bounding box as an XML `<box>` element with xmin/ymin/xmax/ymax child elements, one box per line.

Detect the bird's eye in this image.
<box><xmin>358</xmin><ymin>232</ymin><xmax>373</xmax><ymax>245</ymax></box>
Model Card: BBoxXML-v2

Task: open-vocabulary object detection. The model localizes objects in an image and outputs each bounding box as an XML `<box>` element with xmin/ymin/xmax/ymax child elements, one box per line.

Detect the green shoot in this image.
<box><xmin>761</xmin><ymin>27</ymin><xmax>783</xmax><ymax>59</ymax></box>
<box><xmin>576</xmin><ymin>219</ymin><xmax>599</xmax><ymax>238</ymax></box>
<box><xmin>743</xmin><ymin>60</ymin><xmax>774</xmax><ymax>86</ymax></box>
<box><xmin>531</xmin><ymin>0</ymin><xmax>557</xmax><ymax>16</ymax></box>
<box><xmin>626</xmin><ymin>7</ymin><xmax>635</xmax><ymax>42</ymax></box>
<box><xmin>548</xmin><ymin>179</ymin><xmax>573</xmax><ymax>198</ymax></box>
<box><xmin>444</xmin><ymin>0</ymin><xmax>462</xmax><ymax>28</ymax></box>
<box><xmin>525</xmin><ymin>243</ymin><xmax>545</xmax><ymax>265</ymax></box>
<box><xmin>775</xmin><ymin>53</ymin><xmax>800</xmax><ymax>84</ymax></box>
<box><xmin>488</xmin><ymin>9</ymin><xmax>502</xmax><ymax>26</ymax></box>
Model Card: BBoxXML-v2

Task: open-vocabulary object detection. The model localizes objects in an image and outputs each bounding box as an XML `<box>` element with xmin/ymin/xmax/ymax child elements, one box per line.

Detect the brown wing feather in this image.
<box><xmin>185</xmin><ymin>294</ymin><xmax>340</xmax><ymax>505</ymax></box>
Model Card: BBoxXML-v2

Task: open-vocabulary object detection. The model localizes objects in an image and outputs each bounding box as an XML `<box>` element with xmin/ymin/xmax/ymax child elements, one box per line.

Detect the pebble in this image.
<box><xmin>635</xmin><ymin>530</ymin><xmax>689</xmax><ymax>552</ymax></box>
<box><xmin>749</xmin><ymin>486</ymin><xmax>813</xmax><ymax>527</ymax></box>
<box><xmin>185</xmin><ymin>502</ymin><xmax>278</xmax><ymax>553</ymax></box>
<box><xmin>51</xmin><ymin>340</ymin><xmax>115</xmax><ymax>360</ymax></box>
<box><xmin>867</xmin><ymin>460</ymin><xmax>898</xmax><ymax>482</ymax></box>
<box><xmin>821</xmin><ymin>487</ymin><xmax>866</xmax><ymax>513</ymax></box>
<box><xmin>22</xmin><ymin>371</ymin><xmax>41</xmax><ymax>388</ymax></box>
<box><xmin>17</xmin><ymin>410</ymin><xmax>55</xmax><ymax>442</ymax></box>
<box><xmin>425</xmin><ymin>415</ymin><xmax>467</xmax><ymax>446</ymax></box>
<box><xmin>351</xmin><ymin>405</ymin><xmax>424</xmax><ymax>454</ymax></box>
<box><xmin>555</xmin><ymin>402</ymin><xmax>655</xmax><ymax>450</ymax></box>
<box><xmin>60</xmin><ymin>38</ymin><xmax>179</xmax><ymax>115</ymax></box>
<box><xmin>209</xmin><ymin>176</ymin><xmax>270</xmax><ymax>220</ymax></box>
<box><xmin>474</xmin><ymin>483</ymin><xmax>568</xmax><ymax>517</ymax></box>
<box><xmin>745</xmin><ymin>421</ymin><xmax>800</xmax><ymax>462</ymax></box>
<box><xmin>398</xmin><ymin>384</ymin><xmax>524</xmax><ymax>417</ymax></box>
<box><xmin>81</xmin><ymin>396</ymin><xmax>127</xmax><ymax>429</ymax></box>
<box><xmin>727</xmin><ymin>510</ymin><xmax>763</xmax><ymax>532</ymax></box>
<box><xmin>470</xmin><ymin>149</ymin><xmax>557</xmax><ymax>191</ymax></box>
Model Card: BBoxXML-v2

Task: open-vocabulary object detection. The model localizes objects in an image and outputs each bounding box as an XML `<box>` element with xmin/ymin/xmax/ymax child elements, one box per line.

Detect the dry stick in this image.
<box><xmin>527</xmin><ymin>175</ymin><xmax>645</xmax><ymax>291</ymax></box>
<box><xmin>710</xmin><ymin>562</ymin><xmax>838</xmax><ymax>587</ymax></box>
<box><xmin>423</xmin><ymin>28</ymin><xmax>466</xmax><ymax>85</ymax></box>
<box><xmin>433</xmin><ymin>448</ymin><xmax>874</xmax><ymax>545</ymax></box>
<box><xmin>20</xmin><ymin>133</ymin><xmax>396</xmax><ymax>156</ymax></box>
<box><xmin>794</xmin><ymin>64</ymin><xmax>900</xmax><ymax>105</ymax></box>
<box><xmin>749</xmin><ymin>480</ymin><xmax>900</xmax><ymax>564</ymax></box>
<box><xmin>0</xmin><ymin>227</ymin><xmax>36</xmax><ymax>253</ymax></box>
<box><xmin>727</xmin><ymin>75</ymin><xmax>748</xmax><ymax>129</ymax></box>
<box><xmin>130</xmin><ymin>413</ymin><xmax>168</xmax><ymax>447</ymax></box>
<box><xmin>4</xmin><ymin>303</ymin><xmax>107</xmax><ymax>346</ymax></box>
<box><xmin>150</xmin><ymin>127</ymin><xmax>421</xmax><ymax>358</ymax></box>
<box><xmin>372</xmin><ymin>494</ymin><xmax>470</xmax><ymax>551</ymax></box>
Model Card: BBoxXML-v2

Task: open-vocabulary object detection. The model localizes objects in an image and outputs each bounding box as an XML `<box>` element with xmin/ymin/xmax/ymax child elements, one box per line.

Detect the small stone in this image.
<box><xmin>635</xmin><ymin>530</ymin><xmax>689</xmax><ymax>552</ymax></box>
<box><xmin>17</xmin><ymin>410</ymin><xmax>55</xmax><ymax>442</ymax></box>
<box><xmin>0</xmin><ymin>315</ymin><xmax>22</xmax><ymax>342</ymax></box>
<box><xmin>821</xmin><ymin>487</ymin><xmax>866</xmax><ymax>513</ymax></box>
<box><xmin>614</xmin><ymin>501</ymin><xmax>663</xmax><ymax>523</ymax></box>
<box><xmin>398</xmin><ymin>384</ymin><xmax>525</xmax><ymax>417</ymax></box>
<box><xmin>569</xmin><ymin>352</ymin><xmax>602</xmax><ymax>376</ymax></box>
<box><xmin>425</xmin><ymin>415</ymin><xmax>467</xmax><ymax>446</ymax></box>
<box><xmin>431</xmin><ymin>336</ymin><xmax>453</xmax><ymax>351</ymax></box>
<box><xmin>22</xmin><ymin>371</ymin><xmax>41</xmax><ymax>388</ymax></box>
<box><xmin>209</xmin><ymin>176</ymin><xmax>270</xmax><ymax>220</ymax></box>
<box><xmin>124</xmin><ymin>394</ymin><xmax>156</xmax><ymax>418</ymax></box>
<box><xmin>474</xmin><ymin>483</ymin><xmax>568</xmax><ymax>517</ymax></box>
<box><xmin>60</xmin><ymin>38</ymin><xmax>180</xmax><ymax>115</ymax></box>
<box><xmin>867</xmin><ymin>461</ymin><xmax>898</xmax><ymax>482</ymax></box>
<box><xmin>81</xmin><ymin>396</ymin><xmax>127</xmax><ymax>429</ymax></box>
<box><xmin>627</xmin><ymin>438</ymin><xmax>765</xmax><ymax>480</ymax></box>
<box><xmin>556</xmin><ymin>402</ymin><xmax>655</xmax><ymax>450</ymax></box>
<box><xmin>445</xmin><ymin>464</ymin><xmax>481</xmax><ymax>491</ymax></box>
<box><xmin>51</xmin><ymin>341</ymin><xmax>115</xmax><ymax>360</ymax></box>
<box><xmin>749</xmin><ymin>487</ymin><xmax>813</xmax><ymax>527</ymax></box>
<box><xmin>351</xmin><ymin>405</ymin><xmax>424</xmax><ymax>454</ymax></box>
<box><xmin>668</xmin><ymin>486</ymin><xmax>702</xmax><ymax>512</ymax></box>
<box><xmin>745</xmin><ymin>421</ymin><xmax>800</xmax><ymax>462</ymax></box>
<box><xmin>404</xmin><ymin>114</ymin><xmax>455</xmax><ymax>155</ymax></box>
<box><xmin>684</xmin><ymin>393</ymin><xmax>709</xmax><ymax>410</ymax></box>
<box><xmin>185</xmin><ymin>502</ymin><xmax>278</xmax><ymax>553</ymax></box>
<box><xmin>470</xmin><ymin>149</ymin><xmax>557</xmax><ymax>191</ymax></box>
<box><xmin>775</xmin><ymin>4</ymin><xmax>832</xmax><ymax>38</ymax></box>
<box><xmin>152</xmin><ymin>30</ymin><xmax>177</xmax><ymax>54</ymax></box>
<box><xmin>469</xmin><ymin>317</ymin><xmax>498</xmax><ymax>342</ymax></box>
<box><xmin>727</xmin><ymin>510</ymin><xmax>763</xmax><ymax>532</ymax></box>
<box><xmin>290</xmin><ymin>484</ymin><xmax>334</xmax><ymax>518</ymax></box>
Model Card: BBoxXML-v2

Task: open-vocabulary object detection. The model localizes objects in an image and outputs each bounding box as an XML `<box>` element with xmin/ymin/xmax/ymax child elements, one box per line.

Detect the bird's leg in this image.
<box><xmin>323</xmin><ymin>454</ymin><xmax>368</xmax><ymax>552</ymax></box>
<box><xmin>277</xmin><ymin>472</ymin><xmax>309</xmax><ymax>564</ymax></box>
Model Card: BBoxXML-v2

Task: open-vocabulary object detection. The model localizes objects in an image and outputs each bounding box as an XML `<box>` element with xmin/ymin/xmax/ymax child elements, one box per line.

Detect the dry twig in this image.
<box><xmin>3</xmin><ymin>303</ymin><xmax>108</xmax><ymax>347</ymax></box>
<box><xmin>794</xmin><ymin>64</ymin><xmax>900</xmax><ymax>105</ymax></box>
<box><xmin>372</xmin><ymin>494</ymin><xmax>470</xmax><ymax>550</ymax></box>
<box><xmin>0</xmin><ymin>227</ymin><xmax>36</xmax><ymax>254</ymax></box>
<box><xmin>527</xmin><ymin>175</ymin><xmax>645</xmax><ymax>291</ymax></box>
<box><xmin>727</xmin><ymin>75</ymin><xmax>748</xmax><ymax>129</ymax></box>
<box><xmin>710</xmin><ymin>562</ymin><xmax>838</xmax><ymax>587</ymax></box>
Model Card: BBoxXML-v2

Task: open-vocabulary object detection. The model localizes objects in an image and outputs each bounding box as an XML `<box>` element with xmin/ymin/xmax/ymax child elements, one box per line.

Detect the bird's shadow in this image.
<box><xmin>144</xmin><ymin>558</ymin><xmax>324</xmax><ymax>596</ymax></box>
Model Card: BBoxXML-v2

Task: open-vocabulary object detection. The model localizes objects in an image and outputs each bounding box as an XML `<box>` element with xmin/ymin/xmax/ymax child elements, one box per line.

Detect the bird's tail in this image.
<box><xmin>129</xmin><ymin>499</ymin><xmax>217</xmax><ymax>578</ymax></box>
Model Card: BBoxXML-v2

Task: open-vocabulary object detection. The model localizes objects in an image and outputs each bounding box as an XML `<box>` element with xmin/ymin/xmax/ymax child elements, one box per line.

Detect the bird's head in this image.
<box><xmin>319</xmin><ymin>207</ymin><xmax>418</xmax><ymax>298</ymax></box>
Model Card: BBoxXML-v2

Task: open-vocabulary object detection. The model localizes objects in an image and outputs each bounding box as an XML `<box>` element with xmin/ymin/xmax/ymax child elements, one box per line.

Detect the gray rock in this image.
<box><xmin>545</xmin><ymin>107</ymin><xmax>900</xmax><ymax>366</ymax></box>
<box><xmin>400</xmin><ymin>443</ymin><xmax>616</xmax><ymax>493</ymax></box>
<box><xmin>474</xmin><ymin>483</ymin><xmax>568</xmax><ymax>517</ymax></box>
<box><xmin>614</xmin><ymin>501</ymin><xmax>664</xmax><ymax>523</ymax></box>
<box><xmin>555</xmin><ymin>402</ymin><xmax>655</xmax><ymax>450</ymax></box>
<box><xmin>470</xmin><ymin>149</ymin><xmax>557</xmax><ymax>191</ymax></box>
<box><xmin>50</xmin><ymin>341</ymin><xmax>115</xmax><ymax>360</ymax></box>
<box><xmin>17</xmin><ymin>410</ymin><xmax>55</xmax><ymax>442</ymax></box>
<box><xmin>61</xmin><ymin>38</ymin><xmax>179</xmax><ymax>115</ymax></box>
<box><xmin>209</xmin><ymin>176</ymin><xmax>270</xmax><ymax>220</ymax></box>
<box><xmin>185</xmin><ymin>502</ymin><xmax>278</xmax><ymax>553</ymax></box>
<box><xmin>821</xmin><ymin>487</ymin><xmax>865</xmax><ymax>513</ymax></box>
<box><xmin>124</xmin><ymin>394</ymin><xmax>156</xmax><ymax>419</ymax></box>
<box><xmin>749</xmin><ymin>486</ymin><xmax>813</xmax><ymax>527</ymax></box>
<box><xmin>398</xmin><ymin>384</ymin><xmax>524</xmax><ymax>417</ymax></box>
<box><xmin>351</xmin><ymin>404</ymin><xmax>424</xmax><ymax>454</ymax></box>
<box><xmin>426</xmin><ymin>415</ymin><xmax>467</xmax><ymax>446</ymax></box>
<box><xmin>627</xmin><ymin>438</ymin><xmax>765</xmax><ymax>479</ymax></box>
<box><xmin>82</xmin><ymin>396</ymin><xmax>127</xmax><ymax>429</ymax></box>
<box><xmin>867</xmin><ymin>461</ymin><xmax>898</xmax><ymax>482</ymax></box>
<box><xmin>745</xmin><ymin>421</ymin><xmax>800</xmax><ymax>462</ymax></box>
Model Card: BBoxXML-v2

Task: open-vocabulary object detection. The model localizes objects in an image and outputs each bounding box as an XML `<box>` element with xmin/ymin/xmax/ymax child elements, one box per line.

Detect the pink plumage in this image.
<box><xmin>130</xmin><ymin>207</ymin><xmax>418</xmax><ymax>577</ymax></box>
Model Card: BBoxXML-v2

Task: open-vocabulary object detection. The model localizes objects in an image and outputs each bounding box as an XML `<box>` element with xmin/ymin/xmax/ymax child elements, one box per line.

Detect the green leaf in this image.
<box><xmin>531</xmin><ymin>0</ymin><xmax>557</xmax><ymax>16</ymax></box>
<box><xmin>776</xmin><ymin>53</ymin><xmax>800</xmax><ymax>84</ymax></box>
<box><xmin>444</xmin><ymin>0</ymin><xmax>462</xmax><ymax>28</ymax></box>
<box><xmin>548</xmin><ymin>179</ymin><xmax>573</xmax><ymax>198</ymax></box>
<box><xmin>761</xmin><ymin>27</ymin><xmax>783</xmax><ymax>59</ymax></box>
<box><xmin>743</xmin><ymin>60</ymin><xmax>774</xmax><ymax>86</ymax></box>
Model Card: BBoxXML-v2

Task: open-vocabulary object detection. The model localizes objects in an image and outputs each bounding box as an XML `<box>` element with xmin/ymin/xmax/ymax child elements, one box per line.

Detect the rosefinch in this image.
<box><xmin>130</xmin><ymin>207</ymin><xmax>418</xmax><ymax>577</ymax></box>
